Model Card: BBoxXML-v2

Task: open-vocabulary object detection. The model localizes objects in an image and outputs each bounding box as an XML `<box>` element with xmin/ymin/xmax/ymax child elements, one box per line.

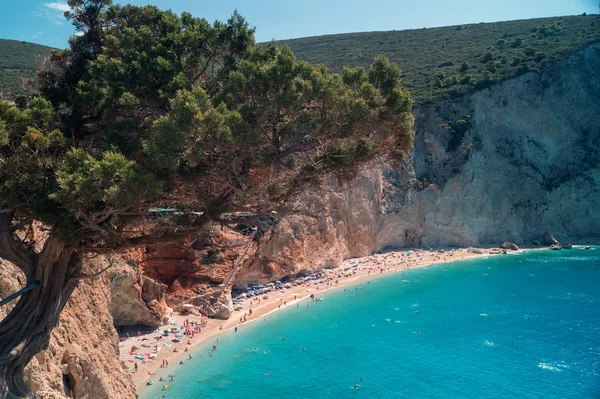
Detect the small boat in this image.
<box><xmin>162</xmin><ymin>385</ymin><xmax>169</xmax><ymax>390</ymax></box>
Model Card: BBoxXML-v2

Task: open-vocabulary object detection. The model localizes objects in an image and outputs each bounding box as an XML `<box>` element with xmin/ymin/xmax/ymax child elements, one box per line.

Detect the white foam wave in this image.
<box><xmin>538</xmin><ymin>362</ymin><xmax>569</xmax><ymax>372</ymax></box>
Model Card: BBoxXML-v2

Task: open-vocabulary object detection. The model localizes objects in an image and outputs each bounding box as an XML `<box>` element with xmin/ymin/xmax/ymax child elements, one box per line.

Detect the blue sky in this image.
<box><xmin>1</xmin><ymin>0</ymin><xmax>598</xmax><ymax>48</ymax></box>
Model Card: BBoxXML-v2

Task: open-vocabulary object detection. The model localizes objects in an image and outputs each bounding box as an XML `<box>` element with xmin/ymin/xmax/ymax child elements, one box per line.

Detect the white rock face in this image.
<box><xmin>108</xmin><ymin>263</ymin><xmax>172</xmax><ymax>327</ymax></box>
<box><xmin>240</xmin><ymin>44</ymin><xmax>600</xmax><ymax>282</ymax></box>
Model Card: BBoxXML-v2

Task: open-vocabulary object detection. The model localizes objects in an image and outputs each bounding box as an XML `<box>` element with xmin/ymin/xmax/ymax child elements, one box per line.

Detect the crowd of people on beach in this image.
<box><xmin>122</xmin><ymin>247</ymin><xmax>483</xmax><ymax>395</ymax></box>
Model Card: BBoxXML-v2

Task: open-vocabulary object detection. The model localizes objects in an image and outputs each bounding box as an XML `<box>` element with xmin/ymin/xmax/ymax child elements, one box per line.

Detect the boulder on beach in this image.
<box><xmin>562</xmin><ymin>243</ymin><xmax>573</xmax><ymax>249</ymax></box>
<box><xmin>543</xmin><ymin>231</ymin><xmax>559</xmax><ymax>246</ymax></box>
<box><xmin>501</xmin><ymin>242</ymin><xmax>519</xmax><ymax>251</ymax></box>
<box><xmin>467</xmin><ymin>248</ymin><xmax>484</xmax><ymax>254</ymax></box>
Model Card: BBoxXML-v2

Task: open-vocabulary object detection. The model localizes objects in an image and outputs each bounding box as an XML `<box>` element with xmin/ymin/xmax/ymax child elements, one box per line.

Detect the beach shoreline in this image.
<box><xmin>123</xmin><ymin>246</ymin><xmax>534</xmax><ymax>392</ymax></box>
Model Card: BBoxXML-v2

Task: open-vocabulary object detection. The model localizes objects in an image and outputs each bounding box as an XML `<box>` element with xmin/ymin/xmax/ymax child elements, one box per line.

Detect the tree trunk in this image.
<box><xmin>0</xmin><ymin>234</ymin><xmax>82</xmax><ymax>399</ymax></box>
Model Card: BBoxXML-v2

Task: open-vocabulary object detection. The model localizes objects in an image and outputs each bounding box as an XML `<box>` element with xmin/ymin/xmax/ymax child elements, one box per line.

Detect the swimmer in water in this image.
<box><xmin>265</xmin><ymin>372</ymin><xmax>272</xmax><ymax>376</ymax></box>
<box><xmin>354</xmin><ymin>382</ymin><xmax>360</xmax><ymax>390</ymax></box>
<box><xmin>301</xmin><ymin>348</ymin><xmax>306</xmax><ymax>351</ymax></box>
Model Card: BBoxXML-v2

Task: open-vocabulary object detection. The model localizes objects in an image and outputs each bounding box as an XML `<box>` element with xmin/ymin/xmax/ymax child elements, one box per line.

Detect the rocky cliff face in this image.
<box><xmin>238</xmin><ymin>44</ymin><xmax>600</xmax><ymax>283</ymax></box>
<box><xmin>0</xmin><ymin>257</ymin><xmax>137</xmax><ymax>399</ymax></box>
<box><xmin>0</xmin><ymin>254</ymin><xmax>171</xmax><ymax>399</ymax></box>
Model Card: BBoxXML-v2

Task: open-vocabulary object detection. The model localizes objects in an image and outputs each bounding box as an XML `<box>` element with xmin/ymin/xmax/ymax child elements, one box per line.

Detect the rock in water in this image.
<box><xmin>562</xmin><ymin>243</ymin><xmax>573</xmax><ymax>249</ymax></box>
<box><xmin>543</xmin><ymin>231</ymin><xmax>560</xmax><ymax>246</ymax></box>
<box><xmin>501</xmin><ymin>242</ymin><xmax>519</xmax><ymax>251</ymax></box>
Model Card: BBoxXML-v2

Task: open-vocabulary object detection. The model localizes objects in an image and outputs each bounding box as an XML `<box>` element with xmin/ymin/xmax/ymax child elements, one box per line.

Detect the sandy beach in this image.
<box><xmin>121</xmin><ymin>246</ymin><xmax>525</xmax><ymax>391</ymax></box>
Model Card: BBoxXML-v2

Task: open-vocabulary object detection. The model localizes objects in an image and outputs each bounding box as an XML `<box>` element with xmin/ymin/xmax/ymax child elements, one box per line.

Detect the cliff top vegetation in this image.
<box><xmin>281</xmin><ymin>14</ymin><xmax>600</xmax><ymax>103</ymax></box>
<box><xmin>0</xmin><ymin>39</ymin><xmax>54</xmax><ymax>100</ymax></box>
<box><xmin>1</xmin><ymin>15</ymin><xmax>598</xmax><ymax>102</ymax></box>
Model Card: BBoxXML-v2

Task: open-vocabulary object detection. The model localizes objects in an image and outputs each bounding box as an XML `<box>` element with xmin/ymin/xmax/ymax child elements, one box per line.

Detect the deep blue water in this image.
<box><xmin>143</xmin><ymin>248</ymin><xmax>600</xmax><ymax>399</ymax></box>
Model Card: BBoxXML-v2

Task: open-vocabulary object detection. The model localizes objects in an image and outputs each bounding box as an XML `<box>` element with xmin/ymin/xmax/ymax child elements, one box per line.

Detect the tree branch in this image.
<box><xmin>0</xmin><ymin>207</ymin><xmax>37</xmax><ymax>278</ymax></box>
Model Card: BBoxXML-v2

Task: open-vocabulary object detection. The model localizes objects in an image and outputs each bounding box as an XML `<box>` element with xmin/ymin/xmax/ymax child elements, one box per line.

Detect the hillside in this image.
<box><xmin>0</xmin><ymin>15</ymin><xmax>598</xmax><ymax>103</ymax></box>
<box><xmin>282</xmin><ymin>15</ymin><xmax>600</xmax><ymax>103</ymax></box>
<box><xmin>0</xmin><ymin>39</ymin><xmax>54</xmax><ymax>100</ymax></box>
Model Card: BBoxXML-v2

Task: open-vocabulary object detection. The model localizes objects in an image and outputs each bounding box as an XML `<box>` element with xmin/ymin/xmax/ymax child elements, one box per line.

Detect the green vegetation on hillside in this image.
<box><xmin>0</xmin><ymin>39</ymin><xmax>54</xmax><ymax>100</ymax></box>
<box><xmin>282</xmin><ymin>15</ymin><xmax>600</xmax><ymax>103</ymax></box>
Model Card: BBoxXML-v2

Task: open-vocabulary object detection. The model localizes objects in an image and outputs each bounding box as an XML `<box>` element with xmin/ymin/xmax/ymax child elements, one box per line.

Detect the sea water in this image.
<box><xmin>142</xmin><ymin>248</ymin><xmax>600</xmax><ymax>398</ymax></box>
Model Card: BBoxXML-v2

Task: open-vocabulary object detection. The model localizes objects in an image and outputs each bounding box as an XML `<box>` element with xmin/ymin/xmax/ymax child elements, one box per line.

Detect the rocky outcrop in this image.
<box><xmin>165</xmin><ymin>279</ymin><xmax>233</xmax><ymax>319</ymax></box>
<box><xmin>0</xmin><ymin>257</ymin><xmax>137</xmax><ymax>399</ymax></box>
<box><xmin>108</xmin><ymin>261</ymin><xmax>171</xmax><ymax>327</ymax></box>
<box><xmin>543</xmin><ymin>231</ymin><xmax>560</xmax><ymax>246</ymax></box>
<box><xmin>0</xmin><ymin>253</ymin><xmax>175</xmax><ymax>398</ymax></box>
<box><xmin>240</xmin><ymin>44</ymin><xmax>600</xmax><ymax>282</ymax></box>
<box><xmin>502</xmin><ymin>242</ymin><xmax>519</xmax><ymax>251</ymax></box>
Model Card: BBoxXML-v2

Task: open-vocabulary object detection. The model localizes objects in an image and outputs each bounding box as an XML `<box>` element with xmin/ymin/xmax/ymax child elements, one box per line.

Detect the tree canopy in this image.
<box><xmin>2</xmin><ymin>0</ymin><xmax>413</xmax><ymax>251</ymax></box>
<box><xmin>0</xmin><ymin>1</ymin><xmax>413</xmax><ymax>396</ymax></box>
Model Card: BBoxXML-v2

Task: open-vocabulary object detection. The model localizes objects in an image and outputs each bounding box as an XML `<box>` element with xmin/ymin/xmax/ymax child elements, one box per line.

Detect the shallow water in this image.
<box><xmin>142</xmin><ymin>249</ymin><xmax>600</xmax><ymax>398</ymax></box>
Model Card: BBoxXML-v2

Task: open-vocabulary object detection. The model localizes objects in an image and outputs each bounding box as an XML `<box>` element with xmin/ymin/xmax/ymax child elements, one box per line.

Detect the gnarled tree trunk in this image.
<box><xmin>0</xmin><ymin>211</ymin><xmax>82</xmax><ymax>398</ymax></box>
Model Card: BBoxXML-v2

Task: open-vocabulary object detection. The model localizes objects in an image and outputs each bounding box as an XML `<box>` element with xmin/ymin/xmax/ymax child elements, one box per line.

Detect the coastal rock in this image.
<box><xmin>562</xmin><ymin>243</ymin><xmax>573</xmax><ymax>249</ymax></box>
<box><xmin>189</xmin><ymin>290</ymin><xmax>233</xmax><ymax>319</ymax></box>
<box><xmin>107</xmin><ymin>260</ymin><xmax>171</xmax><ymax>327</ymax></box>
<box><xmin>543</xmin><ymin>232</ymin><xmax>560</xmax><ymax>247</ymax></box>
<box><xmin>501</xmin><ymin>242</ymin><xmax>519</xmax><ymax>251</ymax></box>
<box><xmin>166</xmin><ymin>280</ymin><xmax>234</xmax><ymax>319</ymax></box>
<box><xmin>467</xmin><ymin>248</ymin><xmax>484</xmax><ymax>254</ymax></box>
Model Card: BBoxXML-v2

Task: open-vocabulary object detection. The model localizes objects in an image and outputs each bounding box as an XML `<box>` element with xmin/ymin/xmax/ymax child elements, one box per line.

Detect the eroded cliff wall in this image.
<box><xmin>240</xmin><ymin>44</ymin><xmax>600</xmax><ymax>282</ymax></box>
<box><xmin>0</xmin><ymin>254</ymin><xmax>171</xmax><ymax>399</ymax></box>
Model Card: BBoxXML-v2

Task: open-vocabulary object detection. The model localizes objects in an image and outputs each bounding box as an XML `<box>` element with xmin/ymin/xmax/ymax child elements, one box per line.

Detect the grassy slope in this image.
<box><xmin>0</xmin><ymin>39</ymin><xmax>54</xmax><ymax>100</ymax></box>
<box><xmin>281</xmin><ymin>15</ymin><xmax>600</xmax><ymax>103</ymax></box>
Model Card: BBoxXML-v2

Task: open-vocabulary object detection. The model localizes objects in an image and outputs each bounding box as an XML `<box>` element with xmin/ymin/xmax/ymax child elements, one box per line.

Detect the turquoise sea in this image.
<box><xmin>143</xmin><ymin>249</ymin><xmax>600</xmax><ymax>399</ymax></box>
